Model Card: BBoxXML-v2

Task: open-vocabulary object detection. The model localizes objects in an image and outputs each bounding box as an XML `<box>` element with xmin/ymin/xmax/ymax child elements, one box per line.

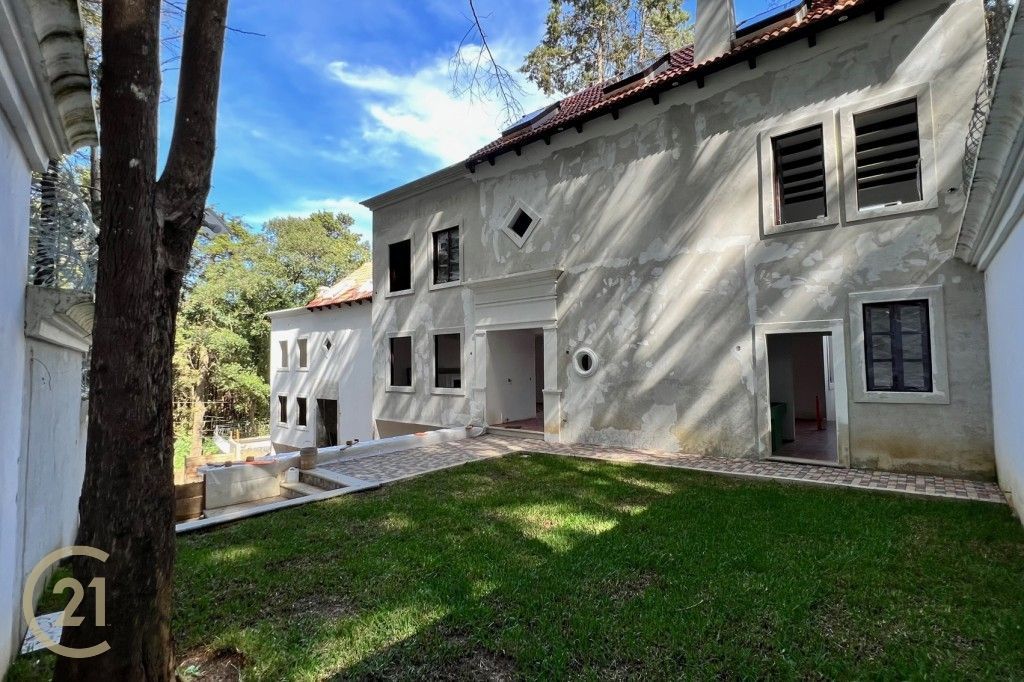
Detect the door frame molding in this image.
<box><xmin>753</xmin><ymin>319</ymin><xmax>850</xmax><ymax>466</ymax></box>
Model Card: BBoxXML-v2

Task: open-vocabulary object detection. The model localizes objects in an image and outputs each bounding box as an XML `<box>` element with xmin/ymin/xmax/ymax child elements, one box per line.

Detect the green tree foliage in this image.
<box><xmin>173</xmin><ymin>211</ymin><xmax>369</xmax><ymax>450</ymax></box>
<box><xmin>521</xmin><ymin>0</ymin><xmax>693</xmax><ymax>96</ymax></box>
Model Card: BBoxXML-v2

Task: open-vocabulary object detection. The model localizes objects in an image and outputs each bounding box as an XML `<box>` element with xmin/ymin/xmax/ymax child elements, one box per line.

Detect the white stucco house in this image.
<box><xmin>0</xmin><ymin>0</ymin><xmax>97</xmax><ymax>673</ymax></box>
<box><xmin>365</xmin><ymin>0</ymin><xmax>1003</xmax><ymax>481</ymax></box>
<box><xmin>268</xmin><ymin>262</ymin><xmax>374</xmax><ymax>451</ymax></box>
<box><xmin>957</xmin><ymin>2</ymin><xmax>1024</xmax><ymax>517</ymax></box>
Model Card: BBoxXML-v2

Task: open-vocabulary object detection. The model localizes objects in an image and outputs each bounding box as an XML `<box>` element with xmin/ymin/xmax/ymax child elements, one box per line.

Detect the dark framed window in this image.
<box><xmin>388</xmin><ymin>239</ymin><xmax>412</xmax><ymax>292</ymax></box>
<box><xmin>390</xmin><ymin>336</ymin><xmax>413</xmax><ymax>387</ymax></box>
<box><xmin>432</xmin><ymin>227</ymin><xmax>460</xmax><ymax>284</ymax></box>
<box><xmin>772</xmin><ymin>124</ymin><xmax>827</xmax><ymax>224</ymax></box>
<box><xmin>277</xmin><ymin>395</ymin><xmax>288</xmax><ymax>424</ymax></box>
<box><xmin>434</xmin><ymin>333</ymin><xmax>461</xmax><ymax>389</ymax></box>
<box><xmin>863</xmin><ymin>300</ymin><xmax>932</xmax><ymax>392</ymax></box>
<box><xmin>853</xmin><ymin>98</ymin><xmax>922</xmax><ymax>209</ymax></box>
<box><xmin>297</xmin><ymin>397</ymin><xmax>307</xmax><ymax>427</ymax></box>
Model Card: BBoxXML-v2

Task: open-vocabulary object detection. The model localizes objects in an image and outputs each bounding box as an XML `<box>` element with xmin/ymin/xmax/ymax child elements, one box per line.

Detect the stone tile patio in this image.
<box><xmin>320</xmin><ymin>433</ymin><xmax>1006</xmax><ymax>504</ymax></box>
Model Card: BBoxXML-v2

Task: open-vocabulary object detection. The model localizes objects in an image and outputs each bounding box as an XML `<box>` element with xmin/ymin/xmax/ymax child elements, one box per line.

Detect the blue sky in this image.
<box><xmin>157</xmin><ymin>0</ymin><xmax>777</xmax><ymax>241</ymax></box>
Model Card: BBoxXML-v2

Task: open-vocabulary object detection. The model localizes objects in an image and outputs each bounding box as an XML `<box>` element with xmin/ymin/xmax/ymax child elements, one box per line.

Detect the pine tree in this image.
<box><xmin>521</xmin><ymin>0</ymin><xmax>692</xmax><ymax>96</ymax></box>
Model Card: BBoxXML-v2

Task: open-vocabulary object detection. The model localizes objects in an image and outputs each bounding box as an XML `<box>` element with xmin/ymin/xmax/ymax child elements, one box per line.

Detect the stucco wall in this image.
<box><xmin>985</xmin><ymin>214</ymin><xmax>1024</xmax><ymax>515</ymax></box>
<box><xmin>372</xmin><ymin>0</ymin><xmax>995</xmax><ymax>478</ymax></box>
<box><xmin>269</xmin><ymin>303</ymin><xmax>373</xmax><ymax>450</ymax></box>
<box><xmin>20</xmin><ymin>339</ymin><xmax>88</xmax><ymax>608</ymax></box>
<box><xmin>0</xmin><ymin>108</ymin><xmax>32</xmax><ymax>671</ymax></box>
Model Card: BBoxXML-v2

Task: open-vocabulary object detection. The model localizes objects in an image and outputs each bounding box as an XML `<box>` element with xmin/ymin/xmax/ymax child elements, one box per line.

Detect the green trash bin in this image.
<box><xmin>770</xmin><ymin>402</ymin><xmax>787</xmax><ymax>453</ymax></box>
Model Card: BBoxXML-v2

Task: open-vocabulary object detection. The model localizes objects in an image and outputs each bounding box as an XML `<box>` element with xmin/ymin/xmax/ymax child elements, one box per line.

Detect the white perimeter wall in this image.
<box><xmin>270</xmin><ymin>303</ymin><xmax>373</xmax><ymax>450</ymax></box>
<box><xmin>0</xmin><ymin>109</ymin><xmax>32</xmax><ymax>670</ymax></box>
<box><xmin>986</xmin><ymin>216</ymin><xmax>1024</xmax><ymax>517</ymax></box>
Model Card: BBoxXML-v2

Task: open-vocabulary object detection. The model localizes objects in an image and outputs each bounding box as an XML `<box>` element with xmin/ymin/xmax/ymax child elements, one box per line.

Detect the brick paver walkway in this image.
<box><xmin>319</xmin><ymin>434</ymin><xmax>1006</xmax><ymax>504</ymax></box>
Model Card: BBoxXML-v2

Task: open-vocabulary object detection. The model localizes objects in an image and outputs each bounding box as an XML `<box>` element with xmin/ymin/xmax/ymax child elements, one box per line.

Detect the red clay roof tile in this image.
<box><xmin>467</xmin><ymin>0</ymin><xmax>876</xmax><ymax>165</ymax></box>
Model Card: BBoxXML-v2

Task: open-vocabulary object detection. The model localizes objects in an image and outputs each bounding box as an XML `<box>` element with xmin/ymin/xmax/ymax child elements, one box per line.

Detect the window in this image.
<box><xmin>509</xmin><ymin>210</ymin><xmax>533</xmax><ymax>238</ymax></box>
<box><xmin>297</xmin><ymin>338</ymin><xmax>308</xmax><ymax>369</ymax></box>
<box><xmin>772</xmin><ymin>125</ymin><xmax>827</xmax><ymax>225</ymax></box>
<box><xmin>279</xmin><ymin>340</ymin><xmax>288</xmax><ymax>368</ymax></box>
<box><xmin>434</xmin><ymin>333</ymin><xmax>461</xmax><ymax>389</ymax></box>
<box><xmin>759</xmin><ymin>115</ymin><xmax>838</xmax><ymax>236</ymax></box>
<box><xmin>853</xmin><ymin>98</ymin><xmax>922</xmax><ymax>209</ymax></box>
<box><xmin>388</xmin><ymin>239</ymin><xmax>412</xmax><ymax>292</ymax></box>
<box><xmin>862</xmin><ymin>300</ymin><xmax>932</xmax><ymax>392</ymax></box>
<box><xmin>389</xmin><ymin>336</ymin><xmax>413</xmax><ymax>387</ymax></box>
<box><xmin>432</xmin><ymin>227</ymin><xmax>460</xmax><ymax>285</ymax></box>
<box><xmin>296</xmin><ymin>397</ymin><xmax>307</xmax><ymax>427</ymax></box>
<box><xmin>500</xmin><ymin>203</ymin><xmax>542</xmax><ymax>247</ymax></box>
<box><xmin>573</xmin><ymin>347</ymin><xmax>598</xmax><ymax>377</ymax></box>
<box><xmin>277</xmin><ymin>395</ymin><xmax>288</xmax><ymax>424</ymax></box>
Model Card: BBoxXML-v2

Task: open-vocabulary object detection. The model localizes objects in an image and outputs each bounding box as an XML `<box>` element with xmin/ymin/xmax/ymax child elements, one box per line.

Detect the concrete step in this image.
<box><xmin>487</xmin><ymin>426</ymin><xmax>546</xmax><ymax>441</ymax></box>
<box><xmin>299</xmin><ymin>469</ymin><xmax>349</xmax><ymax>491</ymax></box>
<box><xmin>279</xmin><ymin>481</ymin><xmax>325</xmax><ymax>499</ymax></box>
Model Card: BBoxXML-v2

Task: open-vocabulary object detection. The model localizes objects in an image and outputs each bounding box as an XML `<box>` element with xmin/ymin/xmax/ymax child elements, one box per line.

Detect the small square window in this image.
<box><xmin>853</xmin><ymin>98</ymin><xmax>922</xmax><ymax>210</ymax></box>
<box><xmin>390</xmin><ymin>336</ymin><xmax>413</xmax><ymax>387</ymax></box>
<box><xmin>389</xmin><ymin>239</ymin><xmax>412</xmax><ymax>292</ymax></box>
<box><xmin>279</xmin><ymin>340</ymin><xmax>288</xmax><ymax>368</ymax></box>
<box><xmin>296</xmin><ymin>397</ymin><xmax>307</xmax><ymax>427</ymax></box>
<box><xmin>432</xmin><ymin>227</ymin><xmax>460</xmax><ymax>285</ymax></box>
<box><xmin>509</xmin><ymin>210</ymin><xmax>533</xmax><ymax>238</ymax></box>
<box><xmin>772</xmin><ymin>124</ymin><xmax>827</xmax><ymax>225</ymax></box>
<box><xmin>277</xmin><ymin>395</ymin><xmax>288</xmax><ymax>424</ymax></box>
<box><xmin>863</xmin><ymin>300</ymin><xmax>932</xmax><ymax>392</ymax></box>
<box><xmin>434</xmin><ymin>333</ymin><xmax>461</xmax><ymax>389</ymax></box>
<box><xmin>297</xmin><ymin>338</ymin><xmax>308</xmax><ymax>369</ymax></box>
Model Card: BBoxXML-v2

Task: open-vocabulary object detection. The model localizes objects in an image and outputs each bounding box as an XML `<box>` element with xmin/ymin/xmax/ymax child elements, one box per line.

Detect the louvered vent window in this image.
<box><xmin>772</xmin><ymin>125</ymin><xmax>827</xmax><ymax>224</ymax></box>
<box><xmin>853</xmin><ymin>99</ymin><xmax>922</xmax><ymax>209</ymax></box>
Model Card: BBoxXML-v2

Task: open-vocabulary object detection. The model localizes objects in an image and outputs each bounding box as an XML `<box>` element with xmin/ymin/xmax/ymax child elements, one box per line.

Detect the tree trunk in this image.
<box><xmin>55</xmin><ymin>0</ymin><xmax>228</xmax><ymax>679</ymax></box>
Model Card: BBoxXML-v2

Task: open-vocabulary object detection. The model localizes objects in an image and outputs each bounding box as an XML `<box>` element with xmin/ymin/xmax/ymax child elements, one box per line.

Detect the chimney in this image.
<box><xmin>694</xmin><ymin>0</ymin><xmax>736</xmax><ymax>64</ymax></box>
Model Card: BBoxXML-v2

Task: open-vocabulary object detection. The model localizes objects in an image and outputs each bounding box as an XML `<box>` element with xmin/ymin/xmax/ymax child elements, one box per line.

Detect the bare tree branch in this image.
<box><xmin>450</xmin><ymin>0</ymin><xmax>525</xmax><ymax>126</ymax></box>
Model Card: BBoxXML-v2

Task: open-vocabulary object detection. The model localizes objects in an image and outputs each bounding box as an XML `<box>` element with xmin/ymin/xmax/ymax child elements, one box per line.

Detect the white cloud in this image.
<box><xmin>325</xmin><ymin>45</ymin><xmax>549</xmax><ymax>166</ymax></box>
<box><xmin>242</xmin><ymin>196</ymin><xmax>373</xmax><ymax>241</ymax></box>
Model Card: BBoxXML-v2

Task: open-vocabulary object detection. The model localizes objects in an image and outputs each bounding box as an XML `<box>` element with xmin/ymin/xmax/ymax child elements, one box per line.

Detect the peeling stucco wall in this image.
<box><xmin>371</xmin><ymin>0</ymin><xmax>995</xmax><ymax>478</ymax></box>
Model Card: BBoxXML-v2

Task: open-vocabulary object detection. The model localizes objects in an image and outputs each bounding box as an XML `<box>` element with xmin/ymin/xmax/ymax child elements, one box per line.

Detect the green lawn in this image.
<box><xmin>12</xmin><ymin>454</ymin><xmax>1024</xmax><ymax>680</ymax></box>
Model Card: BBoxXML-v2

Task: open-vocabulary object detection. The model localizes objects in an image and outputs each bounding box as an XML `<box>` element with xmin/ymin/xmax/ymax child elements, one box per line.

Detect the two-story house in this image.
<box><xmin>364</xmin><ymin>0</ymin><xmax>996</xmax><ymax>479</ymax></box>
<box><xmin>268</xmin><ymin>262</ymin><xmax>374</xmax><ymax>451</ymax></box>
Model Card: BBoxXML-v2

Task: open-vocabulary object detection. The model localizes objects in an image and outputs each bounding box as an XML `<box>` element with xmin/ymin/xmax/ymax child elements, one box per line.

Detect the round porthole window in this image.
<box><xmin>573</xmin><ymin>347</ymin><xmax>598</xmax><ymax>377</ymax></box>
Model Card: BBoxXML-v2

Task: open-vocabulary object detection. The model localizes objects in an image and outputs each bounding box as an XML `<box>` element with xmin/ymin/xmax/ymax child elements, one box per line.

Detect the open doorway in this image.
<box><xmin>316</xmin><ymin>398</ymin><xmax>339</xmax><ymax>447</ymax></box>
<box><xmin>486</xmin><ymin>328</ymin><xmax>544</xmax><ymax>434</ymax></box>
<box><xmin>766</xmin><ymin>332</ymin><xmax>837</xmax><ymax>464</ymax></box>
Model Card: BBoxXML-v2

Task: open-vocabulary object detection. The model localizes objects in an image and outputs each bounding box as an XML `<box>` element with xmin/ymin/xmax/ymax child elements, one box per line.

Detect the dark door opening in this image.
<box><xmin>766</xmin><ymin>332</ymin><xmax>837</xmax><ymax>464</ymax></box>
<box><xmin>316</xmin><ymin>399</ymin><xmax>339</xmax><ymax>447</ymax></box>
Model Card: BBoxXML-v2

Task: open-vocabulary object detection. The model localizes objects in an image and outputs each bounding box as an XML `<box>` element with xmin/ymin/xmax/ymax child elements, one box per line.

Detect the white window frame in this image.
<box><xmin>839</xmin><ymin>84</ymin><xmax>938</xmax><ymax>223</ymax></box>
<box><xmin>758</xmin><ymin>112</ymin><xmax>841</xmax><ymax>236</ymax></box>
<box><xmin>430</xmin><ymin>327</ymin><xmax>465</xmax><ymax>396</ymax></box>
<box><xmin>428</xmin><ymin>224</ymin><xmax>463</xmax><ymax>291</ymax></box>
<box><xmin>500</xmin><ymin>199</ymin><xmax>542</xmax><ymax>248</ymax></box>
<box><xmin>849</xmin><ymin>285</ymin><xmax>949</xmax><ymax>405</ymax></box>
<box><xmin>278</xmin><ymin>339</ymin><xmax>289</xmax><ymax>369</ymax></box>
<box><xmin>386</xmin><ymin>330</ymin><xmax>415</xmax><ymax>393</ymax></box>
<box><xmin>277</xmin><ymin>394</ymin><xmax>289</xmax><ymax>425</ymax></box>
<box><xmin>296</xmin><ymin>336</ymin><xmax>309</xmax><ymax>370</ymax></box>
<box><xmin>296</xmin><ymin>396</ymin><xmax>308</xmax><ymax>430</ymax></box>
<box><xmin>385</xmin><ymin>235</ymin><xmax>415</xmax><ymax>298</ymax></box>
